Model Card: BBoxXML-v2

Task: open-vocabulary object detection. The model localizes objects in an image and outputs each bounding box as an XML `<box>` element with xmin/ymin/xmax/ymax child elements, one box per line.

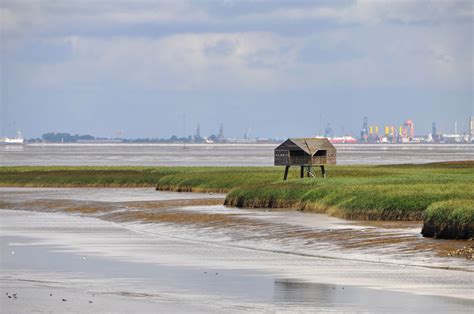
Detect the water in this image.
<box><xmin>1</xmin><ymin>143</ymin><xmax>473</xmax><ymax>166</ymax></box>
<box><xmin>1</xmin><ymin>207</ymin><xmax>473</xmax><ymax>313</ymax></box>
<box><xmin>1</xmin><ymin>187</ymin><xmax>471</xmax><ymax>272</ymax></box>
<box><xmin>1</xmin><ymin>188</ymin><xmax>473</xmax><ymax>313</ymax></box>
<box><xmin>1</xmin><ymin>143</ymin><xmax>473</xmax><ymax>312</ymax></box>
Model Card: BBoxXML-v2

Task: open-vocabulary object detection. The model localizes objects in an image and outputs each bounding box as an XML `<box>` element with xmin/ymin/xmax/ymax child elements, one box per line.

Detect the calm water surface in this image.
<box><xmin>1</xmin><ymin>143</ymin><xmax>473</xmax><ymax>166</ymax></box>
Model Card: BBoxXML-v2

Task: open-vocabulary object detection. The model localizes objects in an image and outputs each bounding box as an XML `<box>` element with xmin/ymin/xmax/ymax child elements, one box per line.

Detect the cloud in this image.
<box><xmin>0</xmin><ymin>0</ymin><xmax>208</xmax><ymax>38</ymax></box>
<box><xmin>242</xmin><ymin>0</ymin><xmax>473</xmax><ymax>26</ymax></box>
<box><xmin>1</xmin><ymin>0</ymin><xmax>472</xmax><ymax>92</ymax></box>
<box><xmin>7</xmin><ymin>32</ymin><xmax>293</xmax><ymax>91</ymax></box>
<box><xmin>298</xmin><ymin>39</ymin><xmax>363</xmax><ymax>64</ymax></box>
<box><xmin>204</xmin><ymin>39</ymin><xmax>237</xmax><ymax>57</ymax></box>
<box><xmin>0</xmin><ymin>7</ymin><xmax>18</xmax><ymax>31</ymax></box>
<box><xmin>2</xmin><ymin>1</ymin><xmax>471</xmax><ymax>45</ymax></box>
<box><xmin>100</xmin><ymin>2</ymin><xmax>209</xmax><ymax>24</ymax></box>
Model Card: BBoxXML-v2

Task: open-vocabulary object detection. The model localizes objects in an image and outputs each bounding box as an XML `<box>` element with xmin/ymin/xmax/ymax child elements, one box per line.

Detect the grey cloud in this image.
<box><xmin>204</xmin><ymin>39</ymin><xmax>236</xmax><ymax>57</ymax></box>
<box><xmin>9</xmin><ymin>39</ymin><xmax>74</xmax><ymax>64</ymax></box>
<box><xmin>2</xmin><ymin>0</ymin><xmax>472</xmax><ymax>41</ymax></box>
<box><xmin>245</xmin><ymin>47</ymin><xmax>287</xmax><ymax>69</ymax></box>
<box><xmin>298</xmin><ymin>40</ymin><xmax>363</xmax><ymax>64</ymax></box>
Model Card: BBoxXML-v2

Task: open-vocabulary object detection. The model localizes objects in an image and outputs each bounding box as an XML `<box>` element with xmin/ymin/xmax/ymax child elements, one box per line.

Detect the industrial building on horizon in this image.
<box><xmin>359</xmin><ymin>117</ymin><xmax>416</xmax><ymax>144</ymax></box>
<box><xmin>10</xmin><ymin>116</ymin><xmax>474</xmax><ymax>145</ymax></box>
<box><xmin>176</xmin><ymin>116</ymin><xmax>474</xmax><ymax>144</ymax></box>
<box><xmin>356</xmin><ymin>116</ymin><xmax>474</xmax><ymax>144</ymax></box>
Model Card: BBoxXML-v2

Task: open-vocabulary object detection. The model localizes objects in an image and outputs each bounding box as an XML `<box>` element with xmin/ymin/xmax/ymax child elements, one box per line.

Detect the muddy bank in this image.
<box><xmin>446</xmin><ymin>245</ymin><xmax>473</xmax><ymax>260</ymax></box>
<box><xmin>1</xmin><ymin>197</ymin><xmax>472</xmax><ymax>262</ymax></box>
<box><xmin>0</xmin><ymin>197</ymin><xmax>224</xmax><ymax>215</ymax></box>
<box><xmin>156</xmin><ymin>185</ymin><xmax>228</xmax><ymax>194</ymax></box>
<box><xmin>224</xmin><ymin>195</ymin><xmax>473</xmax><ymax>241</ymax></box>
<box><xmin>421</xmin><ymin>221</ymin><xmax>473</xmax><ymax>240</ymax></box>
<box><xmin>421</xmin><ymin>200</ymin><xmax>474</xmax><ymax>240</ymax></box>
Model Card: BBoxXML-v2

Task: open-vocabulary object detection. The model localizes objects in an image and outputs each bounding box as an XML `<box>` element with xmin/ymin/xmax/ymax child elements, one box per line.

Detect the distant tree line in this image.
<box><xmin>31</xmin><ymin>132</ymin><xmax>206</xmax><ymax>143</ymax></box>
<box><xmin>41</xmin><ymin>132</ymin><xmax>95</xmax><ymax>142</ymax></box>
<box><xmin>123</xmin><ymin>135</ymin><xmax>194</xmax><ymax>143</ymax></box>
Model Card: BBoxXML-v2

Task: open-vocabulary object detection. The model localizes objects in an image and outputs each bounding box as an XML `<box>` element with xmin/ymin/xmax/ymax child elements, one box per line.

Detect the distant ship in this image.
<box><xmin>314</xmin><ymin>135</ymin><xmax>358</xmax><ymax>144</ymax></box>
<box><xmin>0</xmin><ymin>131</ymin><xmax>25</xmax><ymax>145</ymax></box>
<box><xmin>328</xmin><ymin>136</ymin><xmax>358</xmax><ymax>144</ymax></box>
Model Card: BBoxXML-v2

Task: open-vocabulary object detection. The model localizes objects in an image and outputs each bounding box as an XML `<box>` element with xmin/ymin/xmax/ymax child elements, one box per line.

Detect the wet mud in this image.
<box><xmin>1</xmin><ymin>197</ymin><xmax>471</xmax><ymax>262</ymax></box>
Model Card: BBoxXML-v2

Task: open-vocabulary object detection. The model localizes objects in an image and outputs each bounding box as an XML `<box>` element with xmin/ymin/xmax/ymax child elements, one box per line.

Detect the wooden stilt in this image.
<box><xmin>283</xmin><ymin>166</ymin><xmax>290</xmax><ymax>180</ymax></box>
<box><xmin>320</xmin><ymin>166</ymin><xmax>326</xmax><ymax>178</ymax></box>
<box><xmin>300</xmin><ymin>166</ymin><xmax>304</xmax><ymax>178</ymax></box>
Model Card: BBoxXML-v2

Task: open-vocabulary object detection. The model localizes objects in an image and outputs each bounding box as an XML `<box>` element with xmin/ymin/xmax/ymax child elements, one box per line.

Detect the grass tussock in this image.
<box><xmin>422</xmin><ymin>200</ymin><xmax>474</xmax><ymax>239</ymax></box>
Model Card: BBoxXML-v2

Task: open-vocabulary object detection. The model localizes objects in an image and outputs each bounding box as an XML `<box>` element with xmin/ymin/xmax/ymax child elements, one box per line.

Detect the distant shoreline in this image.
<box><xmin>12</xmin><ymin>142</ymin><xmax>474</xmax><ymax>146</ymax></box>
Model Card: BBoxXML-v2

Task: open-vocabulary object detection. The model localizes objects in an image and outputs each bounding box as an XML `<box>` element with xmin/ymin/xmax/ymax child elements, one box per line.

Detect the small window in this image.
<box><xmin>290</xmin><ymin>150</ymin><xmax>307</xmax><ymax>157</ymax></box>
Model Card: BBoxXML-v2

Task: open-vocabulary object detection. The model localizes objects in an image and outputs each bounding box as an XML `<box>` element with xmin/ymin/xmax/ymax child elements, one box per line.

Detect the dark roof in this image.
<box><xmin>276</xmin><ymin>138</ymin><xmax>334</xmax><ymax>155</ymax></box>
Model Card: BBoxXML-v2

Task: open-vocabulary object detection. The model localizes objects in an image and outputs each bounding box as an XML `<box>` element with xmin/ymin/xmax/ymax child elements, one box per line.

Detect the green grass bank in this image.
<box><xmin>1</xmin><ymin>162</ymin><xmax>473</xmax><ymax>239</ymax></box>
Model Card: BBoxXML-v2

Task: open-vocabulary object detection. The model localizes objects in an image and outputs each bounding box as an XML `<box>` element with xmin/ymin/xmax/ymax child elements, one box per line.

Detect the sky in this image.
<box><xmin>1</xmin><ymin>0</ymin><xmax>473</xmax><ymax>139</ymax></box>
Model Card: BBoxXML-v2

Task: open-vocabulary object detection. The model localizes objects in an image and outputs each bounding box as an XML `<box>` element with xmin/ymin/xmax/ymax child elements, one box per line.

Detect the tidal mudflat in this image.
<box><xmin>1</xmin><ymin>143</ymin><xmax>473</xmax><ymax>167</ymax></box>
<box><xmin>1</xmin><ymin>188</ymin><xmax>473</xmax><ymax>313</ymax></box>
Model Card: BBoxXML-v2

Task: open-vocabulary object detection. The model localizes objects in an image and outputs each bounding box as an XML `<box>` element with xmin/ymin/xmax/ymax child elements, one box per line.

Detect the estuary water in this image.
<box><xmin>1</xmin><ymin>143</ymin><xmax>473</xmax><ymax>166</ymax></box>
<box><xmin>1</xmin><ymin>144</ymin><xmax>473</xmax><ymax>312</ymax></box>
<box><xmin>1</xmin><ymin>188</ymin><xmax>473</xmax><ymax>313</ymax></box>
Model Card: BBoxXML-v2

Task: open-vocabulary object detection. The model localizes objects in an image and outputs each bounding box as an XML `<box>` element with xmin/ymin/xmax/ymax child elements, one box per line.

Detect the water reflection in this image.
<box><xmin>273</xmin><ymin>280</ymin><xmax>473</xmax><ymax>312</ymax></box>
<box><xmin>273</xmin><ymin>280</ymin><xmax>334</xmax><ymax>304</ymax></box>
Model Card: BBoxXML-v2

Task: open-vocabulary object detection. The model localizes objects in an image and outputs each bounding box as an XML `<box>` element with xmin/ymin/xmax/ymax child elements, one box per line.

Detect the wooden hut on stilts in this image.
<box><xmin>274</xmin><ymin>138</ymin><xmax>337</xmax><ymax>180</ymax></box>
